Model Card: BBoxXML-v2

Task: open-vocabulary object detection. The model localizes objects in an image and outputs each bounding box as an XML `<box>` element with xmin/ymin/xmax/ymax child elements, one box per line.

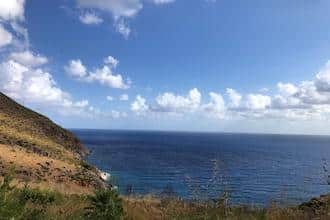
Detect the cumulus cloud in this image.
<box><xmin>76</xmin><ymin>0</ymin><xmax>175</xmax><ymax>38</ymax></box>
<box><xmin>315</xmin><ymin>61</ymin><xmax>330</xmax><ymax>92</ymax></box>
<box><xmin>88</xmin><ymin>65</ymin><xmax>130</xmax><ymax>89</ymax></box>
<box><xmin>10</xmin><ymin>50</ymin><xmax>48</xmax><ymax>67</ymax></box>
<box><xmin>0</xmin><ymin>1</ymin><xmax>30</xmax><ymax>50</ymax></box>
<box><xmin>155</xmin><ymin>88</ymin><xmax>201</xmax><ymax>112</ymax></box>
<box><xmin>104</xmin><ymin>55</ymin><xmax>119</xmax><ymax>68</ymax></box>
<box><xmin>131</xmin><ymin>95</ymin><xmax>149</xmax><ymax>115</ymax></box>
<box><xmin>65</xmin><ymin>56</ymin><xmax>130</xmax><ymax>89</ymax></box>
<box><xmin>203</xmin><ymin>92</ymin><xmax>226</xmax><ymax>119</ymax></box>
<box><xmin>131</xmin><ymin>88</ymin><xmax>272</xmax><ymax>119</ymax></box>
<box><xmin>0</xmin><ymin>59</ymin><xmax>94</xmax><ymax>116</ymax></box>
<box><xmin>226</xmin><ymin>88</ymin><xmax>241</xmax><ymax>108</ymax></box>
<box><xmin>65</xmin><ymin>59</ymin><xmax>87</xmax><ymax>78</ymax></box>
<box><xmin>277</xmin><ymin>82</ymin><xmax>298</xmax><ymax>97</ymax></box>
<box><xmin>77</xmin><ymin>0</ymin><xmax>143</xmax><ymax>18</ymax></box>
<box><xmin>0</xmin><ymin>25</ymin><xmax>12</xmax><ymax>47</ymax></box>
<box><xmin>0</xmin><ymin>1</ymin><xmax>97</xmax><ymax>117</ymax></box>
<box><xmin>0</xmin><ymin>0</ymin><xmax>25</xmax><ymax>21</ymax></box>
<box><xmin>0</xmin><ymin>1</ymin><xmax>121</xmax><ymax>119</ymax></box>
<box><xmin>76</xmin><ymin>0</ymin><xmax>140</xmax><ymax>37</ymax></box>
<box><xmin>295</xmin><ymin>81</ymin><xmax>329</xmax><ymax>105</ymax></box>
<box><xmin>244</xmin><ymin>94</ymin><xmax>271</xmax><ymax>110</ymax></box>
<box><xmin>79</xmin><ymin>12</ymin><xmax>103</xmax><ymax>25</ymax></box>
<box><xmin>131</xmin><ymin>59</ymin><xmax>330</xmax><ymax>121</ymax></box>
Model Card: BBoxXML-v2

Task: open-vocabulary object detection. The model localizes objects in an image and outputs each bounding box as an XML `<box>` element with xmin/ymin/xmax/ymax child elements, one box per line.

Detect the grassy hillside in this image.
<box><xmin>0</xmin><ymin>92</ymin><xmax>105</xmax><ymax>195</ymax></box>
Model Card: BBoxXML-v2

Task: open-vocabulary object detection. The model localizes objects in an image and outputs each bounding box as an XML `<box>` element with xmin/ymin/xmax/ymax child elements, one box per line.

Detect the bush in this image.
<box><xmin>0</xmin><ymin>174</ymin><xmax>26</xmax><ymax>219</ymax></box>
<box><xmin>20</xmin><ymin>183</ymin><xmax>58</xmax><ymax>205</ymax></box>
<box><xmin>85</xmin><ymin>187</ymin><xmax>123</xmax><ymax>220</ymax></box>
<box><xmin>0</xmin><ymin>175</ymin><xmax>62</xmax><ymax>219</ymax></box>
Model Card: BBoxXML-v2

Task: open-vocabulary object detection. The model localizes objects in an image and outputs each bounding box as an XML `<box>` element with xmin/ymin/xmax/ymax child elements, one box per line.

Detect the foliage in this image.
<box><xmin>85</xmin><ymin>187</ymin><xmax>124</xmax><ymax>220</ymax></box>
<box><xmin>0</xmin><ymin>174</ymin><xmax>26</xmax><ymax>219</ymax></box>
<box><xmin>20</xmin><ymin>183</ymin><xmax>58</xmax><ymax>205</ymax></box>
<box><xmin>0</xmin><ymin>173</ymin><xmax>327</xmax><ymax>220</ymax></box>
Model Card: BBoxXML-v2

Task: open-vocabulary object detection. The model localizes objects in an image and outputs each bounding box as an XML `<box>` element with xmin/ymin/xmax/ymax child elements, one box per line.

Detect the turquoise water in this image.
<box><xmin>73</xmin><ymin>129</ymin><xmax>330</xmax><ymax>205</ymax></box>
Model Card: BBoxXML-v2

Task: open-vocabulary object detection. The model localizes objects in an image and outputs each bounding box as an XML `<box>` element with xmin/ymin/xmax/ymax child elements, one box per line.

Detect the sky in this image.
<box><xmin>1</xmin><ymin>0</ymin><xmax>330</xmax><ymax>134</ymax></box>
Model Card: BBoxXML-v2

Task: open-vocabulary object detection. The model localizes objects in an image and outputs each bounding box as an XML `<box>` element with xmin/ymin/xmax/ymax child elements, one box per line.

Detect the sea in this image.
<box><xmin>72</xmin><ymin>129</ymin><xmax>330</xmax><ymax>205</ymax></box>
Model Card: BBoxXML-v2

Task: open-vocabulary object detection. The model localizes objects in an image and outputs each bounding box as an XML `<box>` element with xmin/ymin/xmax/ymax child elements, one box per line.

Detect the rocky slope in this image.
<box><xmin>0</xmin><ymin>92</ymin><xmax>105</xmax><ymax>194</ymax></box>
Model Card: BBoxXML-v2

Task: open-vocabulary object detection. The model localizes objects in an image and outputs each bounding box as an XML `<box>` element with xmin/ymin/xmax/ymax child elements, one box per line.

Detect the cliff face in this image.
<box><xmin>0</xmin><ymin>92</ymin><xmax>105</xmax><ymax>194</ymax></box>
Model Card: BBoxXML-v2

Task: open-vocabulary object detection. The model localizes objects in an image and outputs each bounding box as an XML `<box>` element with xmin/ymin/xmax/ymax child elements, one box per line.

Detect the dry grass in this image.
<box><xmin>0</xmin><ymin>144</ymin><xmax>96</xmax><ymax>195</ymax></box>
<box><xmin>0</xmin><ymin>113</ymin><xmax>78</xmax><ymax>163</ymax></box>
<box><xmin>0</xmin><ymin>92</ymin><xmax>106</xmax><ymax>196</ymax></box>
<box><xmin>0</xmin><ymin>92</ymin><xmax>88</xmax><ymax>156</ymax></box>
<box><xmin>121</xmin><ymin>195</ymin><xmax>330</xmax><ymax>220</ymax></box>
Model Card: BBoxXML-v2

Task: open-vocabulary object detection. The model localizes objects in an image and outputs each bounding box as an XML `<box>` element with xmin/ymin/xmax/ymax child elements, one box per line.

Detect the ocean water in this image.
<box><xmin>72</xmin><ymin>129</ymin><xmax>330</xmax><ymax>205</ymax></box>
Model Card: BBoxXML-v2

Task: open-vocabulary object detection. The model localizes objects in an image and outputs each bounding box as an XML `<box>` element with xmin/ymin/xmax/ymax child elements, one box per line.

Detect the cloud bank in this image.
<box><xmin>130</xmin><ymin>60</ymin><xmax>330</xmax><ymax>122</ymax></box>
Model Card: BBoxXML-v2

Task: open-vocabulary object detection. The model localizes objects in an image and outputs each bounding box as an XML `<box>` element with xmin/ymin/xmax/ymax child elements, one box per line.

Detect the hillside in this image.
<box><xmin>0</xmin><ymin>92</ymin><xmax>105</xmax><ymax>194</ymax></box>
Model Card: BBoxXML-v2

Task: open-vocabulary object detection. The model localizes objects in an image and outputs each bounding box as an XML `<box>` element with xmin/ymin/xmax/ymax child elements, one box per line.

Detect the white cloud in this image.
<box><xmin>296</xmin><ymin>81</ymin><xmax>329</xmax><ymax>105</ymax></box>
<box><xmin>226</xmin><ymin>88</ymin><xmax>242</xmax><ymax>108</ymax></box>
<box><xmin>155</xmin><ymin>88</ymin><xmax>201</xmax><ymax>112</ymax></box>
<box><xmin>0</xmin><ymin>1</ymin><xmax>107</xmax><ymax>119</ymax></box>
<box><xmin>77</xmin><ymin>0</ymin><xmax>143</xmax><ymax>18</ymax></box>
<box><xmin>0</xmin><ymin>1</ymin><xmax>93</xmax><ymax>117</ymax></box>
<box><xmin>79</xmin><ymin>12</ymin><xmax>103</xmax><ymax>25</ymax></box>
<box><xmin>272</xmin><ymin>95</ymin><xmax>302</xmax><ymax>109</ymax></box>
<box><xmin>0</xmin><ymin>60</ymin><xmax>93</xmax><ymax>116</ymax></box>
<box><xmin>119</xmin><ymin>94</ymin><xmax>129</xmax><ymax>101</ymax></box>
<box><xmin>277</xmin><ymin>82</ymin><xmax>298</xmax><ymax>97</ymax></box>
<box><xmin>114</xmin><ymin>18</ymin><xmax>131</xmax><ymax>38</ymax></box>
<box><xmin>152</xmin><ymin>0</ymin><xmax>175</xmax><ymax>5</ymax></box>
<box><xmin>10</xmin><ymin>50</ymin><xmax>48</xmax><ymax>67</ymax></box>
<box><xmin>65</xmin><ymin>59</ymin><xmax>87</xmax><ymax>78</ymax></box>
<box><xmin>0</xmin><ymin>0</ymin><xmax>28</xmax><ymax>48</ymax></box>
<box><xmin>131</xmin><ymin>95</ymin><xmax>148</xmax><ymax>114</ymax></box>
<box><xmin>65</xmin><ymin>57</ymin><xmax>130</xmax><ymax>89</ymax></box>
<box><xmin>315</xmin><ymin>60</ymin><xmax>330</xmax><ymax>92</ymax></box>
<box><xmin>88</xmin><ymin>65</ymin><xmax>129</xmax><ymax>89</ymax></box>
<box><xmin>106</xmin><ymin>96</ymin><xmax>114</xmax><ymax>101</ymax></box>
<box><xmin>203</xmin><ymin>92</ymin><xmax>226</xmax><ymax>119</ymax></box>
<box><xmin>244</xmin><ymin>94</ymin><xmax>271</xmax><ymax>110</ymax></box>
<box><xmin>226</xmin><ymin>89</ymin><xmax>271</xmax><ymax>111</ymax></box>
<box><xmin>0</xmin><ymin>0</ymin><xmax>25</xmax><ymax>21</ymax></box>
<box><xmin>104</xmin><ymin>55</ymin><xmax>119</xmax><ymax>68</ymax></box>
<box><xmin>76</xmin><ymin>0</ymin><xmax>176</xmax><ymax>38</ymax></box>
<box><xmin>0</xmin><ymin>25</ymin><xmax>12</xmax><ymax>47</ymax></box>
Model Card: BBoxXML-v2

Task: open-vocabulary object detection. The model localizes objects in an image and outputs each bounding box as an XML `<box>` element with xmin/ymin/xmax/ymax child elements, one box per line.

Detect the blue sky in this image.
<box><xmin>1</xmin><ymin>0</ymin><xmax>330</xmax><ymax>134</ymax></box>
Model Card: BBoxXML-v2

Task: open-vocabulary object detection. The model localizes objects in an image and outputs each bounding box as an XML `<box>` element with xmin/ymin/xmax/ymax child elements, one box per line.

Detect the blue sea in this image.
<box><xmin>72</xmin><ymin>129</ymin><xmax>330</xmax><ymax>205</ymax></box>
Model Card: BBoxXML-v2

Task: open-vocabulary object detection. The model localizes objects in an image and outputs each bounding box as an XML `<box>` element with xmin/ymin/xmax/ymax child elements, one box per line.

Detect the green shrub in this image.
<box><xmin>20</xmin><ymin>183</ymin><xmax>58</xmax><ymax>205</ymax></box>
<box><xmin>0</xmin><ymin>174</ymin><xmax>26</xmax><ymax>219</ymax></box>
<box><xmin>21</xmin><ymin>208</ymin><xmax>46</xmax><ymax>220</ymax></box>
<box><xmin>85</xmin><ymin>188</ymin><xmax>123</xmax><ymax>220</ymax></box>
